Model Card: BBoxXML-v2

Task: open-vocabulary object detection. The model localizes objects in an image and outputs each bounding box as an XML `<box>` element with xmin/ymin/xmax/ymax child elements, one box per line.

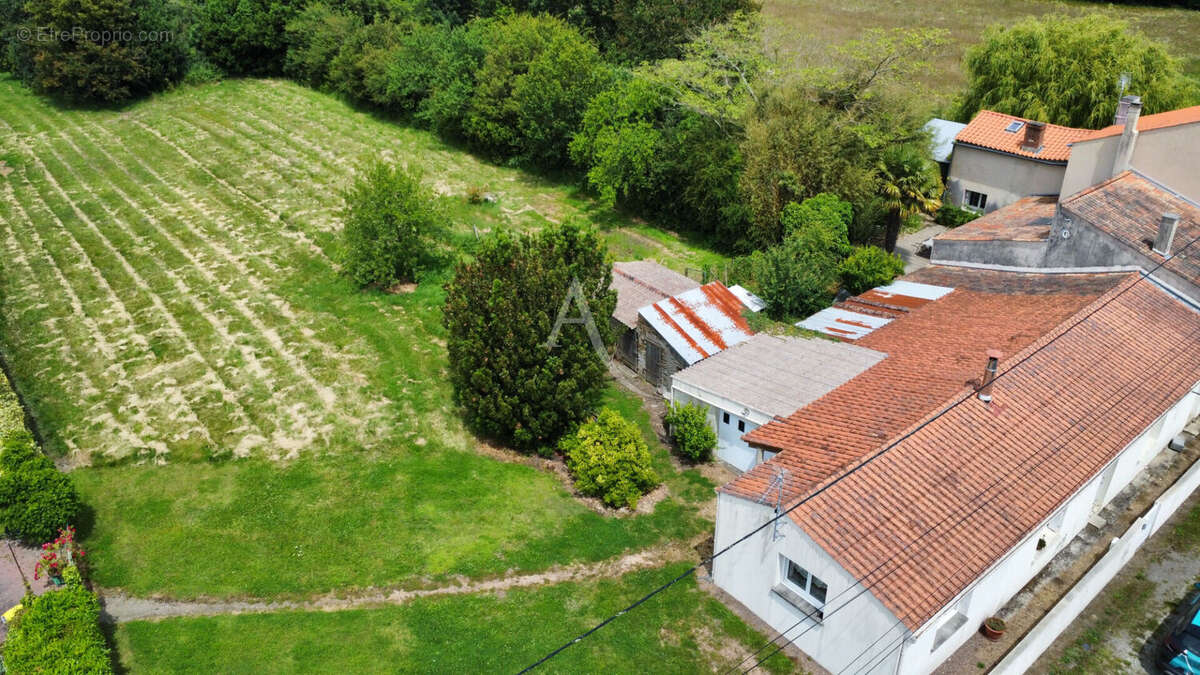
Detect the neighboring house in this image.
<box><xmin>712</xmin><ymin>266</ymin><xmax>1200</xmax><ymax>674</ymax></box>
<box><xmin>609</xmin><ymin>261</ymin><xmax>700</xmax><ymax>368</ymax></box>
<box><xmin>946</xmin><ymin>110</ymin><xmax>1091</xmax><ymax>214</ymax></box>
<box><xmin>669</xmin><ymin>334</ymin><xmax>885</xmax><ymax>472</ymax></box>
<box><xmin>923</xmin><ymin>118</ymin><xmax>966</xmax><ymax>181</ymax></box>
<box><xmin>1061</xmin><ymin>97</ymin><xmax>1200</xmax><ymax>199</ymax></box>
<box><xmin>634</xmin><ymin>281</ymin><xmax>763</xmax><ymax>392</ymax></box>
<box><xmin>932</xmin><ymin>170</ymin><xmax>1200</xmax><ymax>300</ymax></box>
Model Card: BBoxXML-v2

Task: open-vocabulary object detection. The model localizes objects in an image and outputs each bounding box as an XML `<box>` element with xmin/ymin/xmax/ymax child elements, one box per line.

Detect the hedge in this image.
<box><xmin>0</xmin><ymin>372</ymin><xmax>81</xmax><ymax>544</ymax></box>
<box><xmin>3</xmin><ymin>583</ymin><xmax>112</xmax><ymax>674</ymax></box>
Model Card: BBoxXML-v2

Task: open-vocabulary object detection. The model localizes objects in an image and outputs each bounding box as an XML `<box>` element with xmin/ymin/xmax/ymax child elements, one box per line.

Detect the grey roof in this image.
<box><xmin>671</xmin><ymin>334</ymin><xmax>886</xmax><ymax>419</ymax></box>
<box><xmin>610</xmin><ymin>261</ymin><xmax>700</xmax><ymax>329</ymax></box>
<box><xmin>924</xmin><ymin>118</ymin><xmax>967</xmax><ymax>164</ymax></box>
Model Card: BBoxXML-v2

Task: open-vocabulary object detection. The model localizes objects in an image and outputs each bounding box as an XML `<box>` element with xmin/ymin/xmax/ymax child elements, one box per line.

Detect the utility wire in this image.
<box><xmin>517</xmin><ymin>237</ymin><xmax>1200</xmax><ymax>674</ymax></box>
<box><xmin>738</xmin><ymin>315</ymin><xmax>1200</xmax><ymax>675</ymax></box>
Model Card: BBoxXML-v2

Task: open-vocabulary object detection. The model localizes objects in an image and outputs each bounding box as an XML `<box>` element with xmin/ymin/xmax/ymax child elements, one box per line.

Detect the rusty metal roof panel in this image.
<box><xmin>638</xmin><ymin>282</ymin><xmax>759</xmax><ymax>365</ymax></box>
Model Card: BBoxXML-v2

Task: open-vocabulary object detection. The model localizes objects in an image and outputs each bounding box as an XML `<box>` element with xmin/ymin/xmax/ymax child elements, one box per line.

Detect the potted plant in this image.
<box><xmin>981</xmin><ymin>617</ymin><xmax>1007</xmax><ymax>641</ymax></box>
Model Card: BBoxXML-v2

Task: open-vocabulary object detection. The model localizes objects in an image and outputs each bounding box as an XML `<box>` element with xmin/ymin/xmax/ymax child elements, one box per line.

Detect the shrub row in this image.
<box><xmin>0</xmin><ymin>374</ymin><xmax>80</xmax><ymax>544</ymax></box>
<box><xmin>3</xmin><ymin>579</ymin><xmax>112</xmax><ymax>674</ymax></box>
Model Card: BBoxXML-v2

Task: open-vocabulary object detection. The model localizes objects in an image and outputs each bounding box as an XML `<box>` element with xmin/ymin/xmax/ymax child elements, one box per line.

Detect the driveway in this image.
<box><xmin>894</xmin><ymin>224</ymin><xmax>947</xmax><ymax>272</ymax></box>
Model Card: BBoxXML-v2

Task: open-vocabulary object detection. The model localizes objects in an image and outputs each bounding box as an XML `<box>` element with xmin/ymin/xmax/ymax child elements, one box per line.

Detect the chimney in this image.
<box><xmin>1113</xmin><ymin>94</ymin><xmax>1137</xmax><ymax>126</ymax></box>
<box><xmin>1020</xmin><ymin>121</ymin><xmax>1045</xmax><ymax>153</ymax></box>
<box><xmin>978</xmin><ymin>349</ymin><xmax>1003</xmax><ymax>403</ymax></box>
<box><xmin>1112</xmin><ymin>95</ymin><xmax>1143</xmax><ymax>177</ymax></box>
<box><xmin>1153</xmin><ymin>212</ymin><xmax>1181</xmax><ymax>257</ymax></box>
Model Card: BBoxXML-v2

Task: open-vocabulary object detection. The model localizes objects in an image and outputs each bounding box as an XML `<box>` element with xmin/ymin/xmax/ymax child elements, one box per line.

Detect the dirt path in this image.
<box><xmin>98</xmin><ymin>540</ymin><xmax>696</xmax><ymax>624</ymax></box>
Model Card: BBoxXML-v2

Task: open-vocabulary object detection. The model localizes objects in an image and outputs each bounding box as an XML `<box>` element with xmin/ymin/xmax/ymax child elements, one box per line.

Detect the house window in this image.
<box><xmin>965</xmin><ymin>190</ymin><xmax>988</xmax><ymax>211</ymax></box>
<box><xmin>722</xmin><ymin>412</ymin><xmax>730</xmax><ymax>425</ymax></box>
<box><xmin>783</xmin><ymin>559</ymin><xmax>828</xmax><ymax>607</ymax></box>
<box><xmin>1004</xmin><ymin>120</ymin><xmax>1024</xmax><ymax>133</ymax></box>
<box><xmin>737</xmin><ymin>420</ymin><xmax>745</xmax><ymax>432</ymax></box>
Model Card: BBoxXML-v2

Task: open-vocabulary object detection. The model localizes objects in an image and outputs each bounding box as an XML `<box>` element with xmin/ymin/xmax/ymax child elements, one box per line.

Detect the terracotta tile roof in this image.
<box><xmin>610</xmin><ymin>261</ymin><xmax>700</xmax><ymax>329</ymax></box>
<box><xmin>775</xmin><ymin>279</ymin><xmax>1200</xmax><ymax>630</ymax></box>
<box><xmin>638</xmin><ymin>282</ymin><xmax>758</xmax><ymax>364</ymax></box>
<box><xmin>1082</xmin><ymin>104</ymin><xmax>1200</xmax><ymax>141</ymax></box>
<box><xmin>955</xmin><ymin>110</ymin><xmax>1091</xmax><ymax>162</ymax></box>
<box><xmin>936</xmin><ymin>196</ymin><xmax>1057</xmax><ymax>242</ymax></box>
<box><xmin>725</xmin><ymin>267</ymin><xmax>1127</xmax><ymax>501</ymax></box>
<box><xmin>1061</xmin><ymin>171</ymin><xmax>1200</xmax><ymax>286</ymax></box>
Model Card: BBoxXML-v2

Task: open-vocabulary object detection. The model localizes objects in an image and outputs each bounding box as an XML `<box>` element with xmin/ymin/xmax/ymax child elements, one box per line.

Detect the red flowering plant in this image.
<box><xmin>33</xmin><ymin>526</ymin><xmax>85</xmax><ymax>584</ymax></box>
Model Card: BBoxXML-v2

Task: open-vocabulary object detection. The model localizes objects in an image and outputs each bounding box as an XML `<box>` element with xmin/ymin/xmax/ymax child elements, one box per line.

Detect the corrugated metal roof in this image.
<box><xmin>797</xmin><ymin>281</ymin><xmax>954</xmax><ymax>339</ymax></box>
<box><xmin>610</xmin><ymin>261</ymin><xmax>701</xmax><ymax>329</ymax></box>
<box><xmin>924</xmin><ymin>118</ymin><xmax>966</xmax><ymax>163</ymax></box>
<box><xmin>672</xmin><ymin>334</ymin><xmax>886</xmax><ymax>419</ymax></box>
<box><xmin>638</xmin><ymin>282</ymin><xmax>760</xmax><ymax>364</ymax></box>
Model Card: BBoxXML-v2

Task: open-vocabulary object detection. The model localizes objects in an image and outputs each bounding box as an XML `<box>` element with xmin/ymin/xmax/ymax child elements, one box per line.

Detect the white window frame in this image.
<box><xmin>781</xmin><ymin>558</ymin><xmax>828</xmax><ymax>608</ymax></box>
<box><xmin>964</xmin><ymin>189</ymin><xmax>988</xmax><ymax>212</ymax></box>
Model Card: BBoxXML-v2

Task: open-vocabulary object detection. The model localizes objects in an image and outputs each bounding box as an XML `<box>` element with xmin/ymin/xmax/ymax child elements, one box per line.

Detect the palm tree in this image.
<box><xmin>877</xmin><ymin>144</ymin><xmax>943</xmax><ymax>252</ymax></box>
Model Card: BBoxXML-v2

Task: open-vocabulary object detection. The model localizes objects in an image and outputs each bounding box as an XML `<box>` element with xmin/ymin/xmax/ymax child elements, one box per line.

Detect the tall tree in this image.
<box><xmin>954</xmin><ymin>14</ymin><xmax>1199</xmax><ymax>129</ymax></box>
<box><xmin>442</xmin><ymin>223</ymin><xmax>616</xmax><ymax>453</ymax></box>
<box><xmin>14</xmin><ymin>0</ymin><xmax>186</xmax><ymax>103</ymax></box>
<box><xmin>877</xmin><ymin>144</ymin><xmax>941</xmax><ymax>253</ymax></box>
<box><xmin>739</xmin><ymin>28</ymin><xmax>944</xmax><ymax>249</ymax></box>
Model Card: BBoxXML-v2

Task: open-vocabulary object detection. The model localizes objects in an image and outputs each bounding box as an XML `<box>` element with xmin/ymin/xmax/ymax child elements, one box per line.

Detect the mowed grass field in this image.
<box><xmin>0</xmin><ymin>75</ymin><xmax>735</xmax><ymax>600</ymax></box>
<box><xmin>762</xmin><ymin>0</ymin><xmax>1200</xmax><ymax>105</ymax></box>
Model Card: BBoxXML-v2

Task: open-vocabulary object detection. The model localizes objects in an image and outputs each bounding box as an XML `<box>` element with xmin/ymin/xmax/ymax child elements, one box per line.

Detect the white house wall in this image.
<box><xmin>713</xmin><ymin>383</ymin><xmax>1200</xmax><ymax>675</ymax></box>
<box><xmin>900</xmin><ymin>382</ymin><xmax>1200</xmax><ymax>674</ymax></box>
<box><xmin>947</xmin><ymin>146</ymin><xmax>1068</xmax><ymax>213</ymax></box>
<box><xmin>713</xmin><ymin>493</ymin><xmax>906</xmax><ymax>674</ymax></box>
<box><xmin>671</xmin><ymin>388</ymin><xmax>765</xmax><ymax>473</ymax></box>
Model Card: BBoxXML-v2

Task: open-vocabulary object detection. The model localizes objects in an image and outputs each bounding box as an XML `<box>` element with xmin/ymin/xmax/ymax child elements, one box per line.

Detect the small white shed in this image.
<box><xmin>669</xmin><ymin>334</ymin><xmax>885</xmax><ymax>472</ymax></box>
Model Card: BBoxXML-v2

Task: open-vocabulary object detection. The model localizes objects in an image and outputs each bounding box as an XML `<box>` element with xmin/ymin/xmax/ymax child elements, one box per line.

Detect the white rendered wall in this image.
<box><xmin>713</xmin><ymin>384</ymin><xmax>1200</xmax><ymax>674</ymax></box>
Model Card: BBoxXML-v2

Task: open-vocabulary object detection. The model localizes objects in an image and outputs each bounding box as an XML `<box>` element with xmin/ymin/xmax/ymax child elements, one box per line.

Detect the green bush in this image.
<box><xmin>0</xmin><ymin>467</ymin><xmax>82</xmax><ymax>545</ymax></box>
<box><xmin>0</xmin><ymin>431</ymin><xmax>54</xmax><ymax>473</ymax></box>
<box><xmin>781</xmin><ymin>193</ymin><xmax>854</xmax><ymax>259</ymax></box>
<box><xmin>284</xmin><ymin>3</ymin><xmax>363</xmax><ymax>88</ymax></box>
<box><xmin>4</xmin><ymin>584</ymin><xmax>112</xmax><ymax>674</ymax></box>
<box><xmin>562</xmin><ymin>408</ymin><xmax>659</xmax><ymax>509</ymax></box>
<box><xmin>935</xmin><ymin>204</ymin><xmax>979</xmax><ymax>228</ymax></box>
<box><xmin>196</xmin><ymin>0</ymin><xmax>301</xmax><ymax>75</ymax></box>
<box><xmin>751</xmin><ymin>237</ymin><xmax>839</xmax><ymax>321</ymax></box>
<box><xmin>462</xmin><ymin>14</ymin><xmax>610</xmax><ymax>168</ymax></box>
<box><xmin>339</xmin><ymin>161</ymin><xmax>445</xmax><ymax>288</ymax></box>
<box><xmin>12</xmin><ymin>0</ymin><xmax>188</xmax><ymax>103</ymax></box>
<box><xmin>416</xmin><ymin>20</ymin><xmax>492</xmax><ymax>139</ymax></box>
<box><xmin>0</xmin><ymin>377</ymin><xmax>25</xmax><ymax>441</ymax></box>
<box><xmin>839</xmin><ymin>245</ymin><xmax>905</xmax><ymax>295</ymax></box>
<box><xmin>443</xmin><ymin>223</ymin><xmax>616</xmax><ymax>453</ymax></box>
<box><xmin>664</xmin><ymin>401</ymin><xmax>716</xmax><ymax>462</ymax></box>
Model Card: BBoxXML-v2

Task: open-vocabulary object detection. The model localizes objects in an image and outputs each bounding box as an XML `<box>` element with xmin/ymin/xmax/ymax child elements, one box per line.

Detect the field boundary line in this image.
<box><xmin>98</xmin><ymin>541</ymin><xmax>696</xmax><ymax>623</ymax></box>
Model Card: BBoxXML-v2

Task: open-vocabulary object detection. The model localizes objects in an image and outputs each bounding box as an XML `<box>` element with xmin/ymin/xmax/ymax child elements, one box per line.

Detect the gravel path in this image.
<box><xmin>99</xmin><ymin>540</ymin><xmax>695</xmax><ymax>624</ymax></box>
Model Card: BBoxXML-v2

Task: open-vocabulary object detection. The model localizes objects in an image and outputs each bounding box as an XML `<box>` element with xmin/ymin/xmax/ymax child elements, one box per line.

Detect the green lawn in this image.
<box><xmin>0</xmin><ymin>75</ymin><xmax>727</xmax><ymax>602</ymax></box>
<box><xmin>762</xmin><ymin>0</ymin><xmax>1200</xmax><ymax>107</ymax></box>
<box><xmin>113</xmin><ymin>564</ymin><xmax>795</xmax><ymax>674</ymax></box>
<box><xmin>73</xmin><ymin>385</ymin><xmax>710</xmax><ymax>598</ymax></box>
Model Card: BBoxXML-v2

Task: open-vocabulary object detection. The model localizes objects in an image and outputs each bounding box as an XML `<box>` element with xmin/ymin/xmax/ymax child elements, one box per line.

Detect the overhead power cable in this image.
<box><xmin>517</xmin><ymin>235</ymin><xmax>1200</xmax><ymax>674</ymax></box>
<box><xmin>735</xmin><ymin>309</ymin><xmax>1200</xmax><ymax>675</ymax></box>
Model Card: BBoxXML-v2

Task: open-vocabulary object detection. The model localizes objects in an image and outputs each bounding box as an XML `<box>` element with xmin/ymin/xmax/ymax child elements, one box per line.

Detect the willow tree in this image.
<box><xmin>954</xmin><ymin>14</ymin><xmax>1199</xmax><ymax>129</ymax></box>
